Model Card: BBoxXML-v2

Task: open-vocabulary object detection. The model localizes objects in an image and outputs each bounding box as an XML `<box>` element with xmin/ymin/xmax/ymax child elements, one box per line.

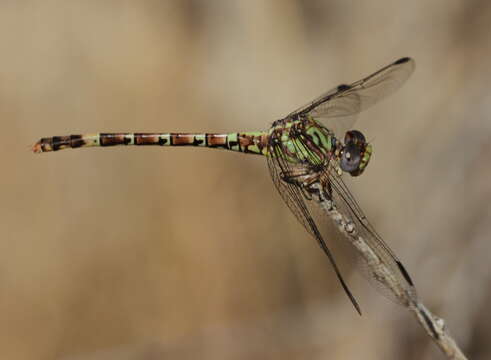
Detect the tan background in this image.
<box><xmin>1</xmin><ymin>1</ymin><xmax>491</xmax><ymax>359</ymax></box>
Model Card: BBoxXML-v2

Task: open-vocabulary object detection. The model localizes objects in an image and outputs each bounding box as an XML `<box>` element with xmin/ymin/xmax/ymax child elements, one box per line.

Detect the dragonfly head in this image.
<box><xmin>340</xmin><ymin>130</ymin><xmax>372</xmax><ymax>177</ymax></box>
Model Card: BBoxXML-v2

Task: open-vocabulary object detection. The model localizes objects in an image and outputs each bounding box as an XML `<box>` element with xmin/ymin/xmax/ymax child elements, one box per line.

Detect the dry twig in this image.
<box><xmin>317</xmin><ymin>192</ymin><xmax>468</xmax><ymax>359</ymax></box>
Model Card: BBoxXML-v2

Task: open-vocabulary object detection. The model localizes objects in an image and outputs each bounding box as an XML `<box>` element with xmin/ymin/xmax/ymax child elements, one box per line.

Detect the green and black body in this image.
<box><xmin>33</xmin><ymin>57</ymin><xmax>417</xmax><ymax>314</ymax></box>
<box><xmin>33</xmin><ymin>117</ymin><xmax>370</xmax><ymax>173</ymax></box>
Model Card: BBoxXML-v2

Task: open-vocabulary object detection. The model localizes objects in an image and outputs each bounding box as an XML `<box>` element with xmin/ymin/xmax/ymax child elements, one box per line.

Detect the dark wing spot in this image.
<box><xmin>337</xmin><ymin>84</ymin><xmax>350</xmax><ymax>92</ymax></box>
<box><xmin>394</xmin><ymin>57</ymin><xmax>411</xmax><ymax>65</ymax></box>
<box><xmin>396</xmin><ymin>260</ymin><xmax>414</xmax><ymax>286</ymax></box>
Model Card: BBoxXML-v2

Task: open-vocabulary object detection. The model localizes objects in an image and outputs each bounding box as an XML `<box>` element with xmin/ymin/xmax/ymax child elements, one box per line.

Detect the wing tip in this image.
<box><xmin>394</xmin><ymin>57</ymin><xmax>412</xmax><ymax>65</ymax></box>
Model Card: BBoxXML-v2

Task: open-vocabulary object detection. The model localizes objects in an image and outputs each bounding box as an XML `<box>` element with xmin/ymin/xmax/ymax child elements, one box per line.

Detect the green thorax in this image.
<box><xmin>268</xmin><ymin>117</ymin><xmax>337</xmax><ymax>165</ymax></box>
<box><xmin>268</xmin><ymin>116</ymin><xmax>373</xmax><ymax>177</ymax></box>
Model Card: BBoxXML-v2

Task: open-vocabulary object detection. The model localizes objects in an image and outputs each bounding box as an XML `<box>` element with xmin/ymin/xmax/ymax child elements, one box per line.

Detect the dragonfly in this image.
<box><xmin>33</xmin><ymin>57</ymin><xmax>418</xmax><ymax>315</ymax></box>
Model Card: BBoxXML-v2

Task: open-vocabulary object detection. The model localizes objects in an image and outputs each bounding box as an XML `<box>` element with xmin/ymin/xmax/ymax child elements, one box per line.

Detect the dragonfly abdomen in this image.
<box><xmin>32</xmin><ymin>132</ymin><xmax>270</xmax><ymax>155</ymax></box>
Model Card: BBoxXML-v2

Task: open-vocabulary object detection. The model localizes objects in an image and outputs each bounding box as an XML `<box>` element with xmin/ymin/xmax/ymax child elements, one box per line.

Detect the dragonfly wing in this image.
<box><xmin>326</xmin><ymin>162</ymin><xmax>418</xmax><ymax>305</ymax></box>
<box><xmin>267</xmin><ymin>139</ymin><xmax>362</xmax><ymax>315</ymax></box>
<box><xmin>286</xmin><ymin>57</ymin><xmax>415</xmax><ymax>136</ymax></box>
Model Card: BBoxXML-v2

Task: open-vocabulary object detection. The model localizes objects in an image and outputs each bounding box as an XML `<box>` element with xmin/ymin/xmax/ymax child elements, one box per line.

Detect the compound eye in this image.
<box><xmin>344</xmin><ymin>130</ymin><xmax>366</xmax><ymax>145</ymax></box>
<box><xmin>340</xmin><ymin>144</ymin><xmax>362</xmax><ymax>173</ymax></box>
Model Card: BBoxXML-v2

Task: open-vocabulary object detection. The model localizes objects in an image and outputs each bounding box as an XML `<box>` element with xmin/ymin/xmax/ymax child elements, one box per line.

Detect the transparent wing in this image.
<box><xmin>267</xmin><ymin>129</ymin><xmax>417</xmax><ymax>308</ymax></box>
<box><xmin>326</xmin><ymin>162</ymin><xmax>418</xmax><ymax>304</ymax></box>
<box><xmin>286</xmin><ymin>57</ymin><xmax>415</xmax><ymax>136</ymax></box>
<box><xmin>267</xmin><ymin>139</ymin><xmax>362</xmax><ymax>315</ymax></box>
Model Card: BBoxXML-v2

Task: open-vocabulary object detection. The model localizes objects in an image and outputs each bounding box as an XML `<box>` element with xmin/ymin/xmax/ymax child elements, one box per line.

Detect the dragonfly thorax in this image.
<box><xmin>269</xmin><ymin>119</ymin><xmax>335</xmax><ymax>165</ymax></box>
<box><xmin>269</xmin><ymin>118</ymin><xmax>372</xmax><ymax>177</ymax></box>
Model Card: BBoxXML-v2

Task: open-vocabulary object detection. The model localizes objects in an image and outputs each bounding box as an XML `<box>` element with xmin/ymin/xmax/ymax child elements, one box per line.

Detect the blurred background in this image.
<box><xmin>1</xmin><ymin>1</ymin><xmax>490</xmax><ymax>359</ymax></box>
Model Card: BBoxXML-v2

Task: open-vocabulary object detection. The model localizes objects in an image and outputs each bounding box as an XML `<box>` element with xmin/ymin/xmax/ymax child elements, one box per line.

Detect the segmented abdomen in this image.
<box><xmin>32</xmin><ymin>132</ymin><xmax>270</xmax><ymax>155</ymax></box>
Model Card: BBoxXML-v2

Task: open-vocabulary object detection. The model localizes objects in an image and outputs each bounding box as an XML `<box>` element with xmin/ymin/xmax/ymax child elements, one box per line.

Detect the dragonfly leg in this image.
<box><xmin>300</xmin><ymin>173</ymin><xmax>326</xmax><ymax>201</ymax></box>
<box><xmin>321</xmin><ymin>179</ymin><xmax>334</xmax><ymax>201</ymax></box>
<box><xmin>280</xmin><ymin>167</ymin><xmax>320</xmax><ymax>201</ymax></box>
<box><xmin>279</xmin><ymin>166</ymin><xmax>310</xmax><ymax>183</ymax></box>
